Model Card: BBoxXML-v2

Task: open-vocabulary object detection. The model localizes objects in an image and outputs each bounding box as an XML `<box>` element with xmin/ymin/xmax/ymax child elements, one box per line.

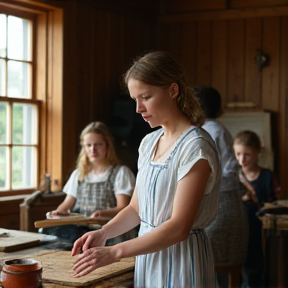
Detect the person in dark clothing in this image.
<box><xmin>233</xmin><ymin>130</ymin><xmax>277</xmax><ymax>288</ymax></box>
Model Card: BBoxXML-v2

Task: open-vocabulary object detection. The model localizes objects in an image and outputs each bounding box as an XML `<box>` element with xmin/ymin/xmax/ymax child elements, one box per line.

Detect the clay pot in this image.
<box><xmin>0</xmin><ymin>258</ymin><xmax>42</xmax><ymax>288</ymax></box>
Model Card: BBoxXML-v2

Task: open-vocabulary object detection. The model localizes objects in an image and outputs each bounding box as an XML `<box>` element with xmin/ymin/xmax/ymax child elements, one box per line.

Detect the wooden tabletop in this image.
<box><xmin>1</xmin><ymin>250</ymin><xmax>134</xmax><ymax>288</ymax></box>
<box><xmin>35</xmin><ymin>216</ymin><xmax>111</xmax><ymax>229</ymax></box>
<box><xmin>39</xmin><ymin>251</ymin><xmax>135</xmax><ymax>288</ymax></box>
<box><xmin>0</xmin><ymin>230</ymin><xmax>135</xmax><ymax>288</ymax></box>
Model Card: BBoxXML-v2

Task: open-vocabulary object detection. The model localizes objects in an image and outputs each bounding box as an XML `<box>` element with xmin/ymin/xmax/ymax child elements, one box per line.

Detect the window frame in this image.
<box><xmin>0</xmin><ymin>1</ymin><xmax>63</xmax><ymax>197</ymax></box>
<box><xmin>0</xmin><ymin>97</ymin><xmax>41</xmax><ymax>194</ymax></box>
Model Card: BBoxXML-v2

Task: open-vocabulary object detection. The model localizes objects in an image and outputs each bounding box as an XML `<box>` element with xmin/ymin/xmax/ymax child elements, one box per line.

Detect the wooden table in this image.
<box><xmin>262</xmin><ymin>227</ymin><xmax>288</xmax><ymax>288</ymax></box>
<box><xmin>0</xmin><ymin>230</ymin><xmax>135</xmax><ymax>288</ymax></box>
<box><xmin>258</xmin><ymin>205</ymin><xmax>288</xmax><ymax>288</ymax></box>
<box><xmin>39</xmin><ymin>251</ymin><xmax>134</xmax><ymax>288</ymax></box>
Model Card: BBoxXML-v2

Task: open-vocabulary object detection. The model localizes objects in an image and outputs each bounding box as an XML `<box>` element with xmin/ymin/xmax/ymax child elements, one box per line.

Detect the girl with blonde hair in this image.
<box><xmin>45</xmin><ymin>121</ymin><xmax>136</xmax><ymax>245</ymax></box>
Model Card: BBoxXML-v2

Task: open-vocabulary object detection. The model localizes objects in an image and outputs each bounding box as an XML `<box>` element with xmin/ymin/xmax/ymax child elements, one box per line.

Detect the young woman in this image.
<box><xmin>71</xmin><ymin>51</ymin><xmax>221</xmax><ymax>287</ymax></box>
<box><xmin>44</xmin><ymin>121</ymin><xmax>136</xmax><ymax>245</ymax></box>
<box><xmin>233</xmin><ymin>130</ymin><xmax>277</xmax><ymax>288</ymax></box>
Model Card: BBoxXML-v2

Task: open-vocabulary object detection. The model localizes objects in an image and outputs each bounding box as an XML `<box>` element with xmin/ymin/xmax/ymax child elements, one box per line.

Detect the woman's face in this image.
<box><xmin>233</xmin><ymin>143</ymin><xmax>260</xmax><ymax>169</ymax></box>
<box><xmin>83</xmin><ymin>132</ymin><xmax>108</xmax><ymax>164</ymax></box>
<box><xmin>128</xmin><ymin>78</ymin><xmax>175</xmax><ymax>128</ymax></box>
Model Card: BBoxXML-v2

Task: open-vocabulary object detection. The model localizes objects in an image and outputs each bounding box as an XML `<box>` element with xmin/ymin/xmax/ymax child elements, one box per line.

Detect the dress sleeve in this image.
<box><xmin>177</xmin><ymin>137</ymin><xmax>220</xmax><ymax>195</ymax></box>
<box><xmin>138</xmin><ymin>134</ymin><xmax>151</xmax><ymax>170</ymax></box>
<box><xmin>62</xmin><ymin>170</ymin><xmax>80</xmax><ymax>198</ymax></box>
<box><xmin>114</xmin><ymin>166</ymin><xmax>136</xmax><ymax>196</ymax></box>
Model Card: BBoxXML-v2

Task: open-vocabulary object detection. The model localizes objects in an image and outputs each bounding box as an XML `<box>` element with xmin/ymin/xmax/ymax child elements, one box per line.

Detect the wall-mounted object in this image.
<box><xmin>255</xmin><ymin>48</ymin><xmax>269</xmax><ymax>72</ymax></box>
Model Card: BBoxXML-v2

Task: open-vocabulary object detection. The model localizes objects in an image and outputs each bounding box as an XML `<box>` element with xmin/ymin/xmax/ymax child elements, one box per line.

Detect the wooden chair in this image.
<box><xmin>215</xmin><ymin>262</ymin><xmax>243</xmax><ymax>288</ymax></box>
<box><xmin>20</xmin><ymin>191</ymin><xmax>66</xmax><ymax>232</ymax></box>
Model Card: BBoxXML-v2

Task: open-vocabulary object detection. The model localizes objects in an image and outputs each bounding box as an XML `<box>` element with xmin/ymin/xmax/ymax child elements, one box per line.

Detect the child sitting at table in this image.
<box><xmin>41</xmin><ymin>121</ymin><xmax>137</xmax><ymax>247</ymax></box>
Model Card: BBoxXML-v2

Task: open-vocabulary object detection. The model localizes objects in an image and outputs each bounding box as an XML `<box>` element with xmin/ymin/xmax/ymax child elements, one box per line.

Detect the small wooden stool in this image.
<box><xmin>215</xmin><ymin>262</ymin><xmax>243</xmax><ymax>288</ymax></box>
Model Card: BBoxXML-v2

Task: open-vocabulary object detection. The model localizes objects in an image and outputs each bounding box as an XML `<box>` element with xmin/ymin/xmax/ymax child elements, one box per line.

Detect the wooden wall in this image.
<box><xmin>59</xmin><ymin>0</ymin><xmax>157</xmax><ymax>181</ymax></box>
<box><xmin>1</xmin><ymin>0</ymin><xmax>287</xmax><ymax>230</ymax></box>
<box><xmin>43</xmin><ymin>0</ymin><xmax>287</xmax><ymax>197</ymax></box>
<box><xmin>156</xmin><ymin>1</ymin><xmax>288</xmax><ymax>197</ymax></box>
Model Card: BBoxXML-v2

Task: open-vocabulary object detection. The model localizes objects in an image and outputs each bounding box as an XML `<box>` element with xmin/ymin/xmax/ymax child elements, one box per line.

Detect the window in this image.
<box><xmin>0</xmin><ymin>1</ymin><xmax>63</xmax><ymax>197</ymax></box>
<box><xmin>0</xmin><ymin>13</ymin><xmax>40</xmax><ymax>193</ymax></box>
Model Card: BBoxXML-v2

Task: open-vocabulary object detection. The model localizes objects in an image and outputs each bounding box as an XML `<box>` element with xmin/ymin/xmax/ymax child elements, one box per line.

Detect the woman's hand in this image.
<box><xmin>54</xmin><ymin>195</ymin><xmax>76</xmax><ymax>216</ymax></box>
<box><xmin>89</xmin><ymin>195</ymin><xmax>131</xmax><ymax>218</ymax></box>
<box><xmin>72</xmin><ymin>246</ymin><xmax>121</xmax><ymax>277</ymax></box>
<box><xmin>90</xmin><ymin>211</ymin><xmax>101</xmax><ymax>218</ymax></box>
<box><xmin>71</xmin><ymin>229</ymin><xmax>107</xmax><ymax>256</ymax></box>
<box><xmin>46</xmin><ymin>210</ymin><xmax>70</xmax><ymax>218</ymax></box>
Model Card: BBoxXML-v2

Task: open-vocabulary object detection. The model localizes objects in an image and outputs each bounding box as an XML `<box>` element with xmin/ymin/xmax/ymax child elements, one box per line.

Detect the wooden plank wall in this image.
<box><xmin>156</xmin><ymin>7</ymin><xmax>288</xmax><ymax>197</ymax></box>
<box><xmin>156</xmin><ymin>17</ymin><xmax>286</xmax><ymax>110</ymax></box>
<box><xmin>61</xmin><ymin>0</ymin><xmax>157</xmax><ymax>181</ymax></box>
<box><xmin>42</xmin><ymin>0</ymin><xmax>288</xmax><ymax>197</ymax></box>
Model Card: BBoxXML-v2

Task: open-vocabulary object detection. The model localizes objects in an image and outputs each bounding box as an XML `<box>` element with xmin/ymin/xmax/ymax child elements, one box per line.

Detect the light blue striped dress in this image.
<box><xmin>134</xmin><ymin>126</ymin><xmax>221</xmax><ymax>288</ymax></box>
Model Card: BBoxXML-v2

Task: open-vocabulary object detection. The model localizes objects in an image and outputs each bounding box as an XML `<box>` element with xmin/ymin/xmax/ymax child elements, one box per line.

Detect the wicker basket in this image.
<box><xmin>276</xmin><ymin>214</ymin><xmax>288</xmax><ymax>229</ymax></box>
<box><xmin>258</xmin><ymin>205</ymin><xmax>288</xmax><ymax>229</ymax></box>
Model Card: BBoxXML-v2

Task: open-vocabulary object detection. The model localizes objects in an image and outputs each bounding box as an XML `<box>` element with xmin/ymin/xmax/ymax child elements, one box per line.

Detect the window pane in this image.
<box><xmin>0</xmin><ymin>14</ymin><xmax>6</xmax><ymax>58</ymax></box>
<box><xmin>7</xmin><ymin>60</ymin><xmax>32</xmax><ymax>98</ymax></box>
<box><xmin>7</xmin><ymin>15</ymin><xmax>32</xmax><ymax>61</ymax></box>
<box><xmin>0</xmin><ymin>101</ymin><xmax>8</xmax><ymax>144</ymax></box>
<box><xmin>12</xmin><ymin>146</ymin><xmax>36</xmax><ymax>189</ymax></box>
<box><xmin>0</xmin><ymin>59</ymin><xmax>6</xmax><ymax>96</ymax></box>
<box><xmin>0</xmin><ymin>146</ymin><xmax>8</xmax><ymax>190</ymax></box>
<box><xmin>13</xmin><ymin>103</ymin><xmax>37</xmax><ymax>144</ymax></box>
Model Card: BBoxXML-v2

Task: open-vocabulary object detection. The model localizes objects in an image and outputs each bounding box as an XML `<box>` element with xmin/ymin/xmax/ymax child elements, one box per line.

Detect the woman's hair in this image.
<box><xmin>123</xmin><ymin>51</ymin><xmax>205</xmax><ymax>126</ymax></box>
<box><xmin>193</xmin><ymin>86</ymin><xmax>222</xmax><ymax>119</ymax></box>
<box><xmin>233</xmin><ymin>130</ymin><xmax>262</xmax><ymax>150</ymax></box>
<box><xmin>76</xmin><ymin>122</ymin><xmax>121</xmax><ymax>182</ymax></box>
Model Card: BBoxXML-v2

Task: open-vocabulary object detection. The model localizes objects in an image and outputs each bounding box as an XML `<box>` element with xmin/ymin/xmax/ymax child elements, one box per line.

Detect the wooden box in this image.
<box><xmin>0</xmin><ymin>195</ymin><xmax>29</xmax><ymax>230</ymax></box>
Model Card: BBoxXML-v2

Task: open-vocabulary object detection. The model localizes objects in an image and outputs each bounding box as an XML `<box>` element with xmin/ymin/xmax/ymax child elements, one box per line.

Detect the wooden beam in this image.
<box><xmin>47</xmin><ymin>8</ymin><xmax>63</xmax><ymax>191</ymax></box>
<box><xmin>169</xmin><ymin>0</ymin><xmax>227</xmax><ymax>12</ymax></box>
<box><xmin>279</xmin><ymin>16</ymin><xmax>288</xmax><ymax>197</ymax></box>
<box><xmin>230</xmin><ymin>0</ymin><xmax>288</xmax><ymax>9</ymax></box>
<box><xmin>159</xmin><ymin>6</ymin><xmax>288</xmax><ymax>22</ymax></box>
<box><xmin>0</xmin><ymin>0</ymin><xmax>63</xmax><ymax>10</ymax></box>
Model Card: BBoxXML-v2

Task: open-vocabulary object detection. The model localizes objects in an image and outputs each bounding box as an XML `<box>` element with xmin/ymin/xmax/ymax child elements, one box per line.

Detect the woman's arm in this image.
<box><xmin>50</xmin><ymin>170</ymin><xmax>78</xmax><ymax>216</ymax></box>
<box><xmin>53</xmin><ymin>195</ymin><xmax>76</xmax><ymax>215</ymax></box>
<box><xmin>72</xmin><ymin>159</ymin><xmax>211</xmax><ymax>277</ymax></box>
<box><xmin>90</xmin><ymin>166</ymin><xmax>135</xmax><ymax>218</ymax></box>
<box><xmin>90</xmin><ymin>194</ymin><xmax>131</xmax><ymax>218</ymax></box>
<box><xmin>116</xmin><ymin>158</ymin><xmax>211</xmax><ymax>256</ymax></box>
<box><xmin>100</xmin><ymin>190</ymin><xmax>140</xmax><ymax>238</ymax></box>
<box><xmin>71</xmin><ymin>192</ymin><xmax>140</xmax><ymax>255</ymax></box>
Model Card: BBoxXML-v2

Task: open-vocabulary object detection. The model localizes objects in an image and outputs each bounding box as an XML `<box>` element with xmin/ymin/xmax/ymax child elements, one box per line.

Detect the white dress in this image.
<box><xmin>63</xmin><ymin>165</ymin><xmax>135</xmax><ymax>200</ymax></box>
<box><xmin>134</xmin><ymin>126</ymin><xmax>221</xmax><ymax>288</ymax></box>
